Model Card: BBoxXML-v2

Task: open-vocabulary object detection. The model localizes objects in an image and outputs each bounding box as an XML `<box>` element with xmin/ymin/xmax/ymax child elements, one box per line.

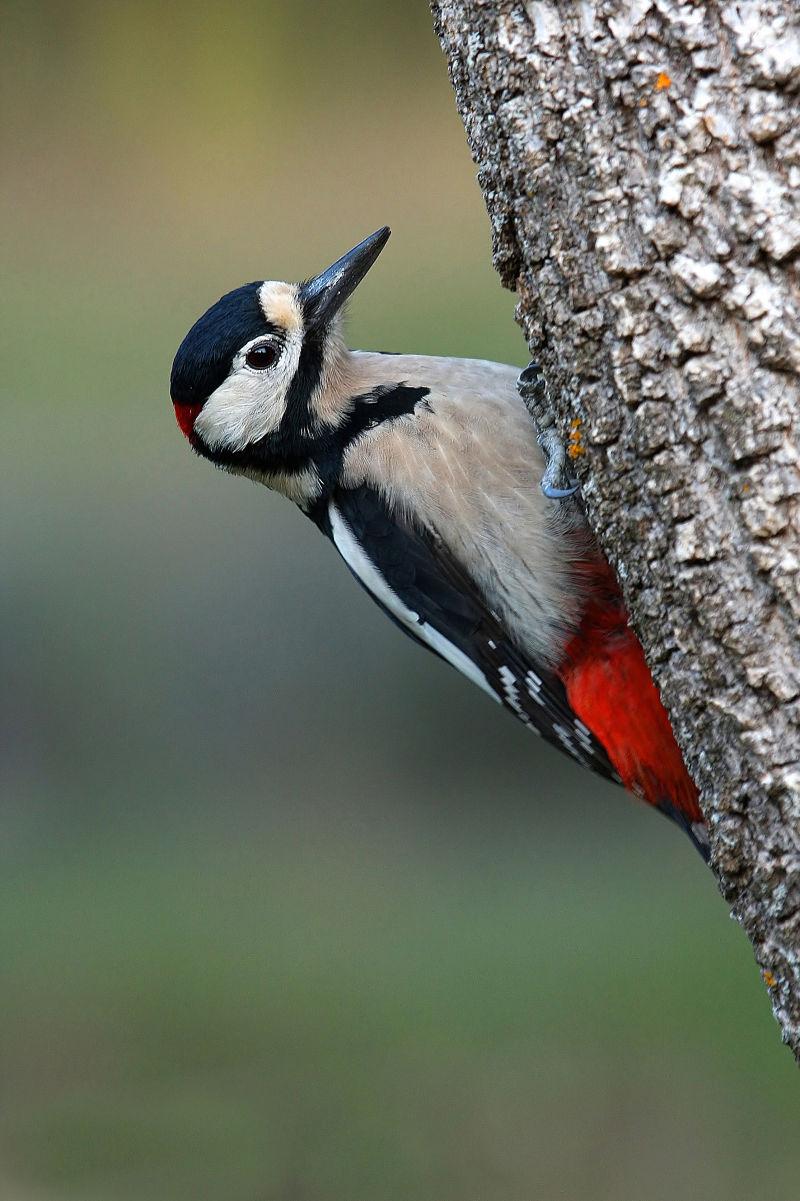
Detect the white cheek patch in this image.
<box><xmin>194</xmin><ymin>326</ymin><xmax>304</xmax><ymax>452</ymax></box>
<box><xmin>329</xmin><ymin>502</ymin><xmax>499</xmax><ymax>703</ymax></box>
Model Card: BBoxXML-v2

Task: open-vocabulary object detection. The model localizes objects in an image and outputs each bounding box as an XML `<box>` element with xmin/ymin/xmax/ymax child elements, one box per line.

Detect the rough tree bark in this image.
<box><xmin>431</xmin><ymin>0</ymin><xmax>800</xmax><ymax>1059</ymax></box>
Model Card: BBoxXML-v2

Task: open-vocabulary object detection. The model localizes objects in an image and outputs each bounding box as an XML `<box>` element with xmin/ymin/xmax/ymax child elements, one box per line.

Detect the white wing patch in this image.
<box><xmin>525</xmin><ymin>670</ymin><xmax>543</xmax><ymax>701</ymax></box>
<box><xmin>573</xmin><ymin>719</ymin><xmax>595</xmax><ymax>755</ymax></box>
<box><xmin>329</xmin><ymin>503</ymin><xmax>500</xmax><ymax>703</ymax></box>
<box><xmin>498</xmin><ymin>666</ymin><xmax>534</xmax><ymax>728</ymax></box>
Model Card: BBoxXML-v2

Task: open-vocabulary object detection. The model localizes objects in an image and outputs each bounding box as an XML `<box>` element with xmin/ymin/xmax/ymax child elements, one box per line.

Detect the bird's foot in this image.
<box><xmin>517</xmin><ymin>362</ymin><xmax>579</xmax><ymax>500</ymax></box>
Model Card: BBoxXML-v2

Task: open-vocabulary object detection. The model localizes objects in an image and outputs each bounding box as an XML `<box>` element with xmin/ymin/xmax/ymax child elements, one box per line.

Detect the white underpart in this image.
<box><xmin>328</xmin><ymin>503</ymin><xmax>499</xmax><ymax>703</ymax></box>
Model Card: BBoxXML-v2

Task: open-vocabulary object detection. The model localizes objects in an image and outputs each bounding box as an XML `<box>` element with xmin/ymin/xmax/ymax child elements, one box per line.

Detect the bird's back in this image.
<box><xmin>339</xmin><ymin>352</ymin><xmax>593</xmax><ymax>667</ymax></box>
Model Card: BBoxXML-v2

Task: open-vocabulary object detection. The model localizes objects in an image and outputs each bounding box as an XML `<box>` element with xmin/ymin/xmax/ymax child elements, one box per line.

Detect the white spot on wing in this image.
<box><xmin>329</xmin><ymin>503</ymin><xmax>499</xmax><ymax>703</ymax></box>
<box><xmin>498</xmin><ymin>666</ymin><xmax>532</xmax><ymax>726</ymax></box>
<box><xmin>554</xmin><ymin>721</ymin><xmax>589</xmax><ymax>765</ymax></box>
<box><xmin>525</xmin><ymin>670</ymin><xmax>544</xmax><ymax>703</ymax></box>
<box><xmin>573</xmin><ymin>719</ymin><xmax>594</xmax><ymax>753</ymax></box>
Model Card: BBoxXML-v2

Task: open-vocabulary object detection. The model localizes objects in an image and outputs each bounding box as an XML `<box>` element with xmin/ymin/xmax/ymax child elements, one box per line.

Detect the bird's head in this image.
<box><xmin>170</xmin><ymin>226</ymin><xmax>390</xmax><ymax>480</ymax></box>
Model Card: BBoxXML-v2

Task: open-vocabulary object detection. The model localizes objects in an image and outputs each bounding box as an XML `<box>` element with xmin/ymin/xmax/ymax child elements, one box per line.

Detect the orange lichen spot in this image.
<box><xmin>567</xmin><ymin>418</ymin><xmax>586</xmax><ymax>460</ymax></box>
<box><xmin>655</xmin><ymin>72</ymin><xmax>672</xmax><ymax>92</ymax></box>
<box><xmin>762</xmin><ymin>969</ymin><xmax>777</xmax><ymax>989</ymax></box>
<box><xmin>741</xmin><ymin>481</ymin><xmax>752</xmax><ymax>494</ymax></box>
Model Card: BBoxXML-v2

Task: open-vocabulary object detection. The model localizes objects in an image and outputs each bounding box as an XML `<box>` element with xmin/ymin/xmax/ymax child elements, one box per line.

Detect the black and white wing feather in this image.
<box><xmin>313</xmin><ymin>484</ymin><xmax>617</xmax><ymax>783</ymax></box>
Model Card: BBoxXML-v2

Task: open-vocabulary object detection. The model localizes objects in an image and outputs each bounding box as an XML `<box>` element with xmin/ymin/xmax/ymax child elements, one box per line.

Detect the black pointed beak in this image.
<box><xmin>300</xmin><ymin>227</ymin><xmax>391</xmax><ymax>330</ymax></box>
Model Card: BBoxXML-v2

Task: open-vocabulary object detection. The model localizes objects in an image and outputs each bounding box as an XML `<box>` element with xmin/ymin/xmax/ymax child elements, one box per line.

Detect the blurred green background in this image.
<box><xmin>1</xmin><ymin>2</ymin><xmax>797</xmax><ymax>1198</ymax></box>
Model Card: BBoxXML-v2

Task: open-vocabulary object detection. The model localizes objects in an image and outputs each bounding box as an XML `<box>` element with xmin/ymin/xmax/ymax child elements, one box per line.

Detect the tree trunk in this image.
<box><xmin>431</xmin><ymin>0</ymin><xmax>800</xmax><ymax>1059</ymax></box>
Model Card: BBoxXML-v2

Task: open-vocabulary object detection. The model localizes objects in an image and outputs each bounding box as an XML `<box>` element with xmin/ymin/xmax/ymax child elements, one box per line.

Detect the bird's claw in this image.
<box><xmin>517</xmin><ymin>362</ymin><xmax>580</xmax><ymax>500</ymax></box>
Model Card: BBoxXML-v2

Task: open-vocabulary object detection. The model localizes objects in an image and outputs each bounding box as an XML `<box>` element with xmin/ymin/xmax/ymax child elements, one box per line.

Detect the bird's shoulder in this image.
<box><xmin>339</xmin><ymin>351</ymin><xmax>544</xmax><ymax>490</ymax></box>
<box><xmin>347</xmin><ymin>351</ymin><xmax>525</xmax><ymax>414</ymax></box>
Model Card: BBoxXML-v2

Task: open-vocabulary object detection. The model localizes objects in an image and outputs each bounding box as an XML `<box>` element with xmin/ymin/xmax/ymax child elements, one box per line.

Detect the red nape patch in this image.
<box><xmin>558</xmin><ymin>569</ymin><xmax>703</xmax><ymax>825</ymax></box>
<box><xmin>173</xmin><ymin>401</ymin><xmax>203</xmax><ymax>439</ymax></box>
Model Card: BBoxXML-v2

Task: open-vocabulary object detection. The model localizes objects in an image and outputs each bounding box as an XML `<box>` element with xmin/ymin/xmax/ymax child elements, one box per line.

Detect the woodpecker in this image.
<box><xmin>171</xmin><ymin>227</ymin><xmax>708</xmax><ymax>859</ymax></box>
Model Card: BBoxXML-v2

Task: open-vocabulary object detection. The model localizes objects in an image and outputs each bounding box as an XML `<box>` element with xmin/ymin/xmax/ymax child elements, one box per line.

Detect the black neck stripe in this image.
<box><xmin>197</xmin><ymin>382</ymin><xmax>430</xmax><ymax>493</ymax></box>
<box><xmin>278</xmin><ymin>323</ymin><xmax>326</xmax><ymax>439</ymax></box>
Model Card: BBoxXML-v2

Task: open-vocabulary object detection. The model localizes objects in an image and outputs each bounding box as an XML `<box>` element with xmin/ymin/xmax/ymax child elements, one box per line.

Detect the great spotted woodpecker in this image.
<box><xmin>171</xmin><ymin>228</ymin><xmax>708</xmax><ymax>860</ymax></box>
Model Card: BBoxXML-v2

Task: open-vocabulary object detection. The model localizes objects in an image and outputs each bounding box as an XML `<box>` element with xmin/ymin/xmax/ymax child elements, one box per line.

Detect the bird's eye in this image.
<box><xmin>245</xmin><ymin>344</ymin><xmax>278</xmax><ymax>370</ymax></box>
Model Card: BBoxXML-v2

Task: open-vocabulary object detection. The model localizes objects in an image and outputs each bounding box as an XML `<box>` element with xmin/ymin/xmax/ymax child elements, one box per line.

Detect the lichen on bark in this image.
<box><xmin>431</xmin><ymin>0</ymin><xmax>800</xmax><ymax>1059</ymax></box>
